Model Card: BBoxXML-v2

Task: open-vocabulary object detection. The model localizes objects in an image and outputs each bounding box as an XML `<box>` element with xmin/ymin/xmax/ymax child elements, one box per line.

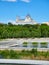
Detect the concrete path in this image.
<box><xmin>0</xmin><ymin>59</ymin><xmax>49</xmax><ymax>65</ymax></box>
<box><xmin>0</xmin><ymin>38</ymin><xmax>49</xmax><ymax>50</ymax></box>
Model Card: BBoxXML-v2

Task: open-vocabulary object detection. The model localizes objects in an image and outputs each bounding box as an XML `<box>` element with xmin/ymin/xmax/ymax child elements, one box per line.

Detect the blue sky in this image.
<box><xmin>0</xmin><ymin>0</ymin><xmax>49</xmax><ymax>23</ymax></box>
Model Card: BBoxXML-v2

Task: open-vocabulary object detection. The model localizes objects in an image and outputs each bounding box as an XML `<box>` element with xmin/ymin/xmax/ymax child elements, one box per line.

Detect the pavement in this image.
<box><xmin>0</xmin><ymin>38</ymin><xmax>49</xmax><ymax>50</ymax></box>
<box><xmin>0</xmin><ymin>59</ymin><xmax>49</xmax><ymax>65</ymax></box>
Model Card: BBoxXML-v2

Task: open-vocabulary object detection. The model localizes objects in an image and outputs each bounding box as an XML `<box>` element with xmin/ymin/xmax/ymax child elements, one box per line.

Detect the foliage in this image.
<box><xmin>32</xmin><ymin>42</ymin><xmax>38</xmax><ymax>48</ymax></box>
<box><xmin>0</xmin><ymin>49</ymin><xmax>49</xmax><ymax>60</ymax></box>
<box><xmin>40</xmin><ymin>42</ymin><xmax>47</xmax><ymax>48</ymax></box>
<box><xmin>31</xmin><ymin>49</ymin><xmax>37</xmax><ymax>57</ymax></box>
<box><xmin>23</xmin><ymin>42</ymin><xmax>28</xmax><ymax>47</ymax></box>
<box><xmin>0</xmin><ymin>23</ymin><xmax>49</xmax><ymax>38</ymax></box>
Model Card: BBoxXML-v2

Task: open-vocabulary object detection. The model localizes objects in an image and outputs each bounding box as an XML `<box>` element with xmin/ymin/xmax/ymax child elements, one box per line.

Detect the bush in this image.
<box><xmin>32</xmin><ymin>42</ymin><xmax>38</xmax><ymax>48</ymax></box>
<box><xmin>23</xmin><ymin>42</ymin><xmax>28</xmax><ymax>47</ymax></box>
<box><xmin>31</xmin><ymin>48</ymin><xmax>37</xmax><ymax>57</ymax></box>
<box><xmin>40</xmin><ymin>42</ymin><xmax>47</xmax><ymax>48</ymax></box>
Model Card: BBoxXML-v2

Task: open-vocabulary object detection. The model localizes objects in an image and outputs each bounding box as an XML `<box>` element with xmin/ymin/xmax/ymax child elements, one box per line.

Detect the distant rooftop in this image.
<box><xmin>15</xmin><ymin>14</ymin><xmax>37</xmax><ymax>25</ymax></box>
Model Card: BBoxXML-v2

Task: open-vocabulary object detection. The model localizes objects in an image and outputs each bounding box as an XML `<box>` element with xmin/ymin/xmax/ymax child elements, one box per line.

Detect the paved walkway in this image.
<box><xmin>0</xmin><ymin>38</ymin><xmax>49</xmax><ymax>50</ymax></box>
<box><xmin>0</xmin><ymin>59</ymin><xmax>49</xmax><ymax>65</ymax></box>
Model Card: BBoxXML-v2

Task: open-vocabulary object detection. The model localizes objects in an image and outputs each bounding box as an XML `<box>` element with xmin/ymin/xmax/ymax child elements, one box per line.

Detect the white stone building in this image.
<box><xmin>15</xmin><ymin>15</ymin><xmax>37</xmax><ymax>25</ymax></box>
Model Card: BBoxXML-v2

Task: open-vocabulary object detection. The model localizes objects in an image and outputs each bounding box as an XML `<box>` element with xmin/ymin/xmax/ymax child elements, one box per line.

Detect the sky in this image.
<box><xmin>0</xmin><ymin>0</ymin><xmax>49</xmax><ymax>24</ymax></box>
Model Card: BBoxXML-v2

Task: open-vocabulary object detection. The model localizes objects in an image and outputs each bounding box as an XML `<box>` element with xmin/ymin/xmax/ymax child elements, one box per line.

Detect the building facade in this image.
<box><xmin>15</xmin><ymin>15</ymin><xmax>37</xmax><ymax>25</ymax></box>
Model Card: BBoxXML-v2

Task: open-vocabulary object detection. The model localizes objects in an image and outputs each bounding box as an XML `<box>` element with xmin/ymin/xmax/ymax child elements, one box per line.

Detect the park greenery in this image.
<box><xmin>40</xmin><ymin>42</ymin><xmax>47</xmax><ymax>48</ymax></box>
<box><xmin>22</xmin><ymin>42</ymin><xmax>48</xmax><ymax>48</ymax></box>
<box><xmin>0</xmin><ymin>23</ymin><xmax>49</xmax><ymax>38</ymax></box>
<box><xmin>32</xmin><ymin>42</ymin><xmax>38</xmax><ymax>48</ymax></box>
<box><xmin>0</xmin><ymin>49</ymin><xmax>49</xmax><ymax>60</ymax></box>
<box><xmin>0</xmin><ymin>23</ymin><xmax>49</xmax><ymax>60</ymax></box>
<box><xmin>23</xmin><ymin>42</ymin><xmax>28</xmax><ymax>47</ymax></box>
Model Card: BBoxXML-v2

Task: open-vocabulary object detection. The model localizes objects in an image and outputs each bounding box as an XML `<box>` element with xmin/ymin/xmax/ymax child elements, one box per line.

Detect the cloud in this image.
<box><xmin>1</xmin><ymin>0</ymin><xmax>31</xmax><ymax>3</ymax></box>
<box><xmin>1</xmin><ymin>0</ymin><xmax>17</xmax><ymax>2</ymax></box>
<box><xmin>21</xmin><ymin>0</ymin><xmax>30</xmax><ymax>3</ymax></box>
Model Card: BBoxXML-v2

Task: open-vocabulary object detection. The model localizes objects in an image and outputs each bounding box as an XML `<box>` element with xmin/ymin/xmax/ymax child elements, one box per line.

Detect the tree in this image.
<box><xmin>40</xmin><ymin>24</ymin><xmax>48</xmax><ymax>37</ymax></box>
<box><xmin>31</xmin><ymin>49</ymin><xmax>37</xmax><ymax>57</ymax></box>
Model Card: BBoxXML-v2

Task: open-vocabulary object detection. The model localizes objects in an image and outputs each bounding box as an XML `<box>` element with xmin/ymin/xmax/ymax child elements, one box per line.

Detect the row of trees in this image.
<box><xmin>0</xmin><ymin>49</ymin><xmax>49</xmax><ymax>60</ymax></box>
<box><xmin>0</xmin><ymin>23</ymin><xmax>49</xmax><ymax>38</ymax></box>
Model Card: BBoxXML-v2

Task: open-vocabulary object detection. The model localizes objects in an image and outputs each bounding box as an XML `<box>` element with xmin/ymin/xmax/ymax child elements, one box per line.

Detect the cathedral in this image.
<box><xmin>15</xmin><ymin>15</ymin><xmax>37</xmax><ymax>25</ymax></box>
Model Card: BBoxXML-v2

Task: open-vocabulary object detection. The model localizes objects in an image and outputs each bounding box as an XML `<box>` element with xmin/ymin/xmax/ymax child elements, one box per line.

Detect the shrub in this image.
<box><xmin>32</xmin><ymin>42</ymin><xmax>38</xmax><ymax>48</ymax></box>
<box><xmin>23</xmin><ymin>42</ymin><xmax>28</xmax><ymax>47</ymax></box>
<box><xmin>40</xmin><ymin>42</ymin><xmax>47</xmax><ymax>48</ymax></box>
<box><xmin>31</xmin><ymin>48</ymin><xmax>37</xmax><ymax>57</ymax></box>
